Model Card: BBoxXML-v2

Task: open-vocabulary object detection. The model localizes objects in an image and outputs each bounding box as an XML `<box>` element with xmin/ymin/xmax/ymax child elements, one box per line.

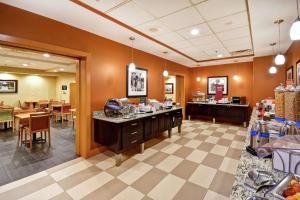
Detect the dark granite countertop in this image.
<box><xmin>187</xmin><ymin>101</ymin><xmax>250</xmax><ymax>107</ymax></box>
<box><xmin>92</xmin><ymin>107</ymin><xmax>182</xmax><ymax>123</ymax></box>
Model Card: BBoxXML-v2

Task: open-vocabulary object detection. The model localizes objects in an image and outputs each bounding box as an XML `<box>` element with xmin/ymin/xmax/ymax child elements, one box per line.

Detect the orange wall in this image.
<box><xmin>252</xmin><ymin>56</ymin><xmax>285</xmax><ymax>104</ymax></box>
<box><xmin>285</xmin><ymin>41</ymin><xmax>300</xmax><ymax>83</ymax></box>
<box><xmin>0</xmin><ymin>3</ymin><xmax>190</xmax><ymax>111</ymax></box>
<box><xmin>190</xmin><ymin>62</ymin><xmax>253</xmax><ymax>104</ymax></box>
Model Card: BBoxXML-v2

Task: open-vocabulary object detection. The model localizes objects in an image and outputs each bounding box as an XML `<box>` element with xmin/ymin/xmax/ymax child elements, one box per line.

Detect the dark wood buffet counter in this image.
<box><xmin>93</xmin><ymin>107</ymin><xmax>183</xmax><ymax>166</ymax></box>
<box><xmin>186</xmin><ymin>102</ymin><xmax>251</xmax><ymax>127</ymax></box>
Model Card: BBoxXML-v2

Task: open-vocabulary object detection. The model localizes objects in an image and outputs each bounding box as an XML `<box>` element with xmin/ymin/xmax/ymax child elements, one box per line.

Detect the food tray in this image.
<box><xmin>270</xmin><ymin>173</ymin><xmax>300</xmax><ymax>200</ymax></box>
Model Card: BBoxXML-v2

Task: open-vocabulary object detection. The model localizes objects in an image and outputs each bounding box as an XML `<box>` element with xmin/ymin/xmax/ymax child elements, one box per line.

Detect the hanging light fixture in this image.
<box><xmin>162</xmin><ymin>51</ymin><xmax>169</xmax><ymax>77</ymax></box>
<box><xmin>128</xmin><ymin>37</ymin><xmax>136</xmax><ymax>71</ymax></box>
<box><xmin>268</xmin><ymin>43</ymin><xmax>278</xmax><ymax>74</ymax></box>
<box><xmin>274</xmin><ymin>19</ymin><xmax>286</xmax><ymax>65</ymax></box>
<box><xmin>290</xmin><ymin>0</ymin><xmax>300</xmax><ymax>40</ymax></box>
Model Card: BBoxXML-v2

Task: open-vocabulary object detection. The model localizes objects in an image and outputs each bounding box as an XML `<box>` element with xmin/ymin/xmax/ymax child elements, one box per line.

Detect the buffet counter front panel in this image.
<box><xmin>186</xmin><ymin>102</ymin><xmax>251</xmax><ymax>127</ymax></box>
<box><xmin>93</xmin><ymin>107</ymin><xmax>183</xmax><ymax>166</ymax></box>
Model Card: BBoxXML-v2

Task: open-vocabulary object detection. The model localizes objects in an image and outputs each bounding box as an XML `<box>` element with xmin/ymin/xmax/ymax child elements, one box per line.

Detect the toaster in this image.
<box><xmin>232</xmin><ymin>96</ymin><xmax>246</xmax><ymax>104</ymax></box>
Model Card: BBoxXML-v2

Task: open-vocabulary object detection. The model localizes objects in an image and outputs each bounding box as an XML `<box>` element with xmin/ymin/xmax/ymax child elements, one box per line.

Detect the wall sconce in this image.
<box><xmin>233</xmin><ymin>75</ymin><xmax>240</xmax><ymax>80</ymax></box>
<box><xmin>196</xmin><ymin>77</ymin><xmax>201</xmax><ymax>82</ymax></box>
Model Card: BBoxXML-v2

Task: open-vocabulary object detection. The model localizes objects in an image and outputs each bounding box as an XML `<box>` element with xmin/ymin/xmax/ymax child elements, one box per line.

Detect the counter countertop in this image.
<box><xmin>187</xmin><ymin>101</ymin><xmax>250</xmax><ymax>107</ymax></box>
<box><xmin>230</xmin><ymin>110</ymin><xmax>286</xmax><ymax>200</ymax></box>
<box><xmin>93</xmin><ymin>107</ymin><xmax>182</xmax><ymax>123</ymax></box>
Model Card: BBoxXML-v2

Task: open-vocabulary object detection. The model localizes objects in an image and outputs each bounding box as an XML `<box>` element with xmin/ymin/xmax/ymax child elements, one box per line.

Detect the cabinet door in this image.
<box><xmin>158</xmin><ymin>112</ymin><xmax>171</xmax><ymax>132</ymax></box>
<box><xmin>144</xmin><ymin>115</ymin><xmax>159</xmax><ymax>140</ymax></box>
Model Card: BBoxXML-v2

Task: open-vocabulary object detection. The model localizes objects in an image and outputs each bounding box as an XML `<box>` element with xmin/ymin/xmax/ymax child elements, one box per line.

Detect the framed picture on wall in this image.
<box><xmin>286</xmin><ymin>66</ymin><xmax>294</xmax><ymax>81</ymax></box>
<box><xmin>0</xmin><ymin>80</ymin><xmax>18</xmax><ymax>93</ymax></box>
<box><xmin>165</xmin><ymin>83</ymin><xmax>174</xmax><ymax>94</ymax></box>
<box><xmin>297</xmin><ymin>60</ymin><xmax>300</xmax><ymax>85</ymax></box>
<box><xmin>207</xmin><ymin>76</ymin><xmax>228</xmax><ymax>95</ymax></box>
<box><xmin>126</xmin><ymin>66</ymin><xmax>148</xmax><ymax>97</ymax></box>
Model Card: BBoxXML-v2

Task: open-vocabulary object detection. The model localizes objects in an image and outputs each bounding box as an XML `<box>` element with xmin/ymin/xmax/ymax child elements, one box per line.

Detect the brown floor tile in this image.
<box><xmin>217</xmin><ymin>138</ymin><xmax>232</xmax><ymax>146</ymax></box>
<box><xmin>194</xmin><ymin>134</ymin><xmax>208</xmax><ymax>141</ymax></box>
<box><xmin>197</xmin><ymin>142</ymin><xmax>214</xmax><ymax>152</ymax></box>
<box><xmin>82</xmin><ymin>179</ymin><xmax>127</xmax><ymax>200</ymax></box>
<box><xmin>226</xmin><ymin>148</ymin><xmax>242</xmax><ymax>160</ymax></box>
<box><xmin>174</xmin><ymin>137</ymin><xmax>190</xmax><ymax>145</ymax></box>
<box><xmin>50</xmin><ymin>192</ymin><xmax>73</xmax><ymax>200</ymax></box>
<box><xmin>207</xmin><ymin>127</ymin><xmax>217</xmax><ymax>131</ymax></box>
<box><xmin>106</xmin><ymin>158</ymin><xmax>139</xmax><ymax>177</ymax></box>
<box><xmin>173</xmin><ymin>182</ymin><xmax>207</xmax><ymax>200</ymax></box>
<box><xmin>151</xmin><ymin>141</ymin><xmax>171</xmax><ymax>150</ymax></box>
<box><xmin>234</xmin><ymin>135</ymin><xmax>246</xmax><ymax>142</ymax></box>
<box><xmin>201</xmin><ymin>153</ymin><xmax>224</xmax><ymax>169</ymax></box>
<box><xmin>171</xmin><ymin>160</ymin><xmax>198</xmax><ymax>180</ymax></box>
<box><xmin>143</xmin><ymin>152</ymin><xmax>169</xmax><ymax>166</ymax></box>
<box><xmin>132</xmin><ymin>168</ymin><xmax>167</xmax><ymax>194</ymax></box>
<box><xmin>209</xmin><ymin>171</ymin><xmax>235</xmax><ymax>197</ymax></box>
<box><xmin>211</xmin><ymin>132</ymin><xmax>223</xmax><ymax>138</ymax></box>
<box><xmin>173</xmin><ymin>146</ymin><xmax>194</xmax><ymax>159</ymax></box>
<box><xmin>225</xmin><ymin>129</ymin><xmax>237</xmax><ymax>134</ymax></box>
<box><xmin>58</xmin><ymin>166</ymin><xmax>102</xmax><ymax>190</ymax></box>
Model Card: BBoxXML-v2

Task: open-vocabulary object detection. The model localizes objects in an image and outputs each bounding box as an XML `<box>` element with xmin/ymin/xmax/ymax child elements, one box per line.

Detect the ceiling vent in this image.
<box><xmin>230</xmin><ymin>49</ymin><xmax>253</xmax><ymax>56</ymax></box>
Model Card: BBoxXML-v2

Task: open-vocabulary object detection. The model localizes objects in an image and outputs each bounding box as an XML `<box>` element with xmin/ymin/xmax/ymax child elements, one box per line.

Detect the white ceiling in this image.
<box><xmin>0</xmin><ymin>0</ymin><xmax>296</xmax><ymax>67</ymax></box>
<box><xmin>0</xmin><ymin>45</ymin><xmax>77</xmax><ymax>73</ymax></box>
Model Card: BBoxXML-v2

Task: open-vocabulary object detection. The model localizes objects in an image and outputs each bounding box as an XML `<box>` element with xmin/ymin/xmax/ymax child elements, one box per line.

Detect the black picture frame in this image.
<box><xmin>286</xmin><ymin>66</ymin><xmax>294</xmax><ymax>81</ymax></box>
<box><xmin>165</xmin><ymin>83</ymin><xmax>174</xmax><ymax>94</ymax></box>
<box><xmin>207</xmin><ymin>76</ymin><xmax>228</xmax><ymax>95</ymax></box>
<box><xmin>126</xmin><ymin>65</ymin><xmax>148</xmax><ymax>98</ymax></box>
<box><xmin>0</xmin><ymin>80</ymin><xmax>18</xmax><ymax>93</ymax></box>
<box><xmin>296</xmin><ymin>60</ymin><xmax>300</xmax><ymax>85</ymax></box>
<box><xmin>62</xmin><ymin>85</ymin><xmax>68</xmax><ymax>90</ymax></box>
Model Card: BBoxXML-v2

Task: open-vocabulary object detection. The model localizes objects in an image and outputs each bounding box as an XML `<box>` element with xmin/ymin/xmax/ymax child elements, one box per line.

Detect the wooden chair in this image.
<box><xmin>53</xmin><ymin>103</ymin><xmax>72</xmax><ymax>127</ymax></box>
<box><xmin>22</xmin><ymin>113</ymin><xmax>50</xmax><ymax>150</ymax></box>
<box><xmin>0</xmin><ymin>108</ymin><xmax>14</xmax><ymax>129</ymax></box>
<box><xmin>38</xmin><ymin>100</ymin><xmax>49</xmax><ymax>111</ymax></box>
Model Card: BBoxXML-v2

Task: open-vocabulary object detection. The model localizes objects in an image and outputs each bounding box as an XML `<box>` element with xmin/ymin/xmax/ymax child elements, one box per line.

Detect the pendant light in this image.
<box><xmin>269</xmin><ymin>43</ymin><xmax>278</xmax><ymax>74</ymax></box>
<box><xmin>274</xmin><ymin>19</ymin><xmax>286</xmax><ymax>65</ymax></box>
<box><xmin>290</xmin><ymin>0</ymin><xmax>300</xmax><ymax>40</ymax></box>
<box><xmin>128</xmin><ymin>37</ymin><xmax>136</xmax><ymax>71</ymax></box>
<box><xmin>162</xmin><ymin>51</ymin><xmax>169</xmax><ymax>77</ymax></box>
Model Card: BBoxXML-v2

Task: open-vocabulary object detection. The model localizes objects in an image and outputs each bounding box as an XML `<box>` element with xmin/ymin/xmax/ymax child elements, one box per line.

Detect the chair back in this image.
<box><xmin>38</xmin><ymin>100</ymin><xmax>48</xmax><ymax>109</ymax></box>
<box><xmin>29</xmin><ymin>113</ymin><xmax>50</xmax><ymax>132</ymax></box>
<box><xmin>0</xmin><ymin>108</ymin><xmax>14</xmax><ymax>122</ymax></box>
<box><xmin>62</xmin><ymin>104</ymin><xmax>71</xmax><ymax>113</ymax></box>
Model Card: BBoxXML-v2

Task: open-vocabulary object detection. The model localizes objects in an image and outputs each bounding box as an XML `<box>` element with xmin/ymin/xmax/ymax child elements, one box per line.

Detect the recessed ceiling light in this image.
<box><xmin>22</xmin><ymin>63</ymin><xmax>28</xmax><ymax>67</ymax></box>
<box><xmin>53</xmin><ymin>70</ymin><xmax>58</xmax><ymax>72</ymax></box>
<box><xmin>59</xmin><ymin>68</ymin><xmax>64</xmax><ymax>71</ymax></box>
<box><xmin>190</xmin><ymin>28</ymin><xmax>199</xmax><ymax>36</ymax></box>
<box><xmin>217</xmin><ymin>54</ymin><xmax>223</xmax><ymax>58</ymax></box>
<box><xmin>43</xmin><ymin>53</ymin><xmax>50</xmax><ymax>58</ymax></box>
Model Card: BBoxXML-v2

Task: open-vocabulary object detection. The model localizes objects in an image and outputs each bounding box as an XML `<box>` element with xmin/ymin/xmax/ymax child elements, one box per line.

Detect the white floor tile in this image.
<box><xmin>205</xmin><ymin>136</ymin><xmax>219</xmax><ymax>144</ymax></box>
<box><xmin>19</xmin><ymin>183</ymin><xmax>63</xmax><ymax>200</ymax></box>
<box><xmin>189</xmin><ymin>165</ymin><xmax>217</xmax><ymax>188</ymax></box>
<box><xmin>118</xmin><ymin>162</ymin><xmax>152</xmax><ymax>185</ymax></box>
<box><xmin>184</xmin><ymin>140</ymin><xmax>202</xmax><ymax>149</ymax></box>
<box><xmin>161</xmin><ymin>143</ymin><xmax>182</xmax><ymax>154</ymax></box>
<box><xmin>148</xmin><ymin>174</ymin><xmax>185</xmax><ymax>200</ymax></box>
<box><xmin>96</xmin><ymin>157</ymin><xmax>116</xmax><ymax>170</ymax></box>
<box><xmin>204</xmin><ymin>190</ymin><xmax>229</xmax><ymax>200</ymax></box>
<box><xmin>51</xmin><ymin>160</ymin><xmax>93</xmax><ymax>182</ymax></box>
<box><xmin>210</xmin><ymin>145</ymin><xmax>229</xmax><ymax>156</ymax></box>
<box><xmin>183</xmin><ymin>132</ymin><xmax>198</xmax><ymax>139</ymax></box>
<box><xmin>216</xmin><ymin>127</ymin><xmax>227</xmax><ymax>132</ymax></box>
<box><xmin>230</xmin><ymin>141</ymin><xmax>244</xmax><ymax>150</ymax></box>
<box><xmin>222</xmin><ymin>133</ymin><xmax>235</xmax><ymax>140</ymax></box>
<box><xmin>200</xmin><ymin>130</ymin><xmax>213</xmax><ymax>136</ymax></box>
<box><xmin>219</xmin><ymin>157</ymin><xmax>240</xmax><ymax>175</ymax></box>
<box><xmin>133</xmin><ymin>148</ymin><xmax>158</xmax><ymax>161</ymax></box>
<box><xmin>164</xmin><ymin>135</ymin><xmax>180</xmax><ymax>143</ymax></box>
<box><xmin>156</xmin><ymin>155</ymin><xmax>183</xmax><ymax>173</ymax></box>
<box><xmin>67</xmin><ymin>172</ymin><xmax>114</xmax><ymax>200</ymax></box>
<box><xmin>186</xmin><ymin>149</ymin><xmax>208</xmax><ymax>164</ymax></box>
<box><xmin>112</xmin><ymin>186</ymin><xmax>144</xmax><ymax>200</ymax></box>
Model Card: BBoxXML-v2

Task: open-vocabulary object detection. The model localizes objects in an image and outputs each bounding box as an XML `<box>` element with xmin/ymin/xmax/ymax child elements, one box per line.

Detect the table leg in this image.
<box><xmin>243</xmin><ymin>122</ymin><xmax>247</xmax><ymax>128</ymax></box>
<box><xmin>115</xmin><ymin>154</ymin><xmax>122</xmax><ymax>167</ymax></box>
<box><xmin>213</xmin><ymin>118</ymin><xmax>216</xmax><ymax>123</ymax></box>
<box><xmin>168</xmin><ymin>129</ymin><xmax>172</xmax><ymax>138</ymax></box>
<box><xmin>140</xmin><ymin>143</ymin><xmax>144</xmax><ymax>154</ymax></box>
<box><xmin>178</xmin><ymin>125</ymin><xmax>181</xmax><ymax>134</ymax></box>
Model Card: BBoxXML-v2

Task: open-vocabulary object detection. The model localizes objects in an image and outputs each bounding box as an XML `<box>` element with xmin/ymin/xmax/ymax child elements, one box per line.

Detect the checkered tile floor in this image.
<box><xmin>0</xmin><ymin>120</ymin><xmax>247</xmax><ymax>200</ymax></box>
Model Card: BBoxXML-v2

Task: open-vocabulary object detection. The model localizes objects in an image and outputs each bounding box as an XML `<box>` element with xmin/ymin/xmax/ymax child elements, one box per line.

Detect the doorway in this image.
<box><xmin>164</xmin><ymin>74</ymin><xmax>185</xmax><ymax>117</ymax></box>
<box><xmin>0</xmin><ymin>44</ymin><xmax>79</xmax><ymax>185</ymax></box>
